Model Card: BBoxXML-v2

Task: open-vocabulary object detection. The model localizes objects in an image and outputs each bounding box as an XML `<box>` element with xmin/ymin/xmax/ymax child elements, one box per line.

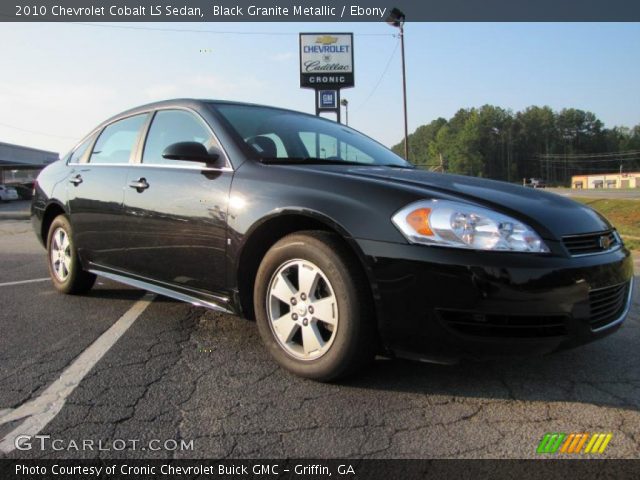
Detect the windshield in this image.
<box><xmin>210</xmin><ymin>103</ymin><xmax>413</xmax><ymax>168</ymax></box>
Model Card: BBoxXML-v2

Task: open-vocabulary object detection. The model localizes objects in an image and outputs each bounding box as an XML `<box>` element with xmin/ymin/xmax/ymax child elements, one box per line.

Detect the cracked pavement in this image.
<box><xmin>1</xmin><ymin>220</ymin><xmax>638</xmax><ymax>459</ymax></box>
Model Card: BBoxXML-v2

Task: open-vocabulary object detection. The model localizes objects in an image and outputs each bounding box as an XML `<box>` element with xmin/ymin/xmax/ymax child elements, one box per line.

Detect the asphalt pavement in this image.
<box><xmin>0</xmin><ymin>200</ymin><xmax>30</xmax><ymax>220</ymax></box>
<box><xmin>0</xmin><ymin>219</ymin><xmax>638</xmax><ymax>459</ymax></box>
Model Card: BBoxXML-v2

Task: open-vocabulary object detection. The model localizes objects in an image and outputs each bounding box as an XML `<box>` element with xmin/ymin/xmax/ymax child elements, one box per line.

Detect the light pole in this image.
<box><xmin>340</xmin><ymin>98</ymin><xmax>349</xmax><ymax>125</ymax></box>
<box><xmin>386</xmin><ymin>8</ymin><xmax>409</xmax><ymax>161</ymax></box>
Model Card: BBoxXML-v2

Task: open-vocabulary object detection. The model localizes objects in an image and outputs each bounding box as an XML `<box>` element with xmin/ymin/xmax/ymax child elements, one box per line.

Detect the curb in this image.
<box><xmin>0</xmin><ymin>212</ymin><xmax>30</xmax><ymax>220</ymax></box>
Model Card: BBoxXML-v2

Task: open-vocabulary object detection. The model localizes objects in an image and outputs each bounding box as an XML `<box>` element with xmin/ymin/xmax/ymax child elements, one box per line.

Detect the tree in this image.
<box><xmin>391</xmin><ymin>105</ymin><xmax>637</xmax><ymax>184</ymax></box>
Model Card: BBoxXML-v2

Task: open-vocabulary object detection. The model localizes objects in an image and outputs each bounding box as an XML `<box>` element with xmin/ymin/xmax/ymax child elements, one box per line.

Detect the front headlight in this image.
<box><xmin>392</xmin><ymin>200</ymin><xmax>550</xmax><ymax>253</ymax></box>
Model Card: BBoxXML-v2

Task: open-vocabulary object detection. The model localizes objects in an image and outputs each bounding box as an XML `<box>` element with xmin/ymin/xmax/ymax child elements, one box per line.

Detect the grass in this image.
<box><xmin>573</xmin><ymin>197</ymin><xmax>640</xmax><ymax>251</ymax></box>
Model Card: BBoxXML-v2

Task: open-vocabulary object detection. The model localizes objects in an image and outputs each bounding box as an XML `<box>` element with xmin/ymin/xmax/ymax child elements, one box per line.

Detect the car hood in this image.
<box><xmin>341</xmin><ymin>167</ymin><xmax>612</xmax><ymax>239</ymax></box>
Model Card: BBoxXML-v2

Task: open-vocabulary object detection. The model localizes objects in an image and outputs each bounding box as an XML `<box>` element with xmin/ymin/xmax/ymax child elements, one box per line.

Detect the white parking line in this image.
<box><xmin>0</xmin><ymin>278</ymin><xmax>49</xmax><ymax>287</ymax></box>
<box><xmin>0</xmin><ymin>293</ymin><xmax>155</xmax><ymax>454</ymax></box>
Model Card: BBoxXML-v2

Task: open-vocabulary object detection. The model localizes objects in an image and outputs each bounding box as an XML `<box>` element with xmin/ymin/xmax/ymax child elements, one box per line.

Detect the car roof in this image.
<box><xmin>104</xmin><ymin>98</ymin><xmax>319</xmax><ymax>125</ymax></box>
<box><xmin>74</xmin><ymin>98</ymin><xmax>338</xmax><ymax>153</ymax></box>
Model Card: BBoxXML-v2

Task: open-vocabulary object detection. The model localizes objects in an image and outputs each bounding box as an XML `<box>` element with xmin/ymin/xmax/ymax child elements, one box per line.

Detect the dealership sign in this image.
<box><xmin>300</xmin><ymin>33</ymin><xmax>354</xmax><ymax>88</ymax></box>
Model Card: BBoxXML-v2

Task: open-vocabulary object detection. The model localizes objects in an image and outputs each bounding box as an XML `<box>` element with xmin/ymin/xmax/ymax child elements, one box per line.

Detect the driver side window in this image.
<box><xmin>142</xmin><ymin>110</ymin><xmax>217</xmax><ymax>166</ymax></box>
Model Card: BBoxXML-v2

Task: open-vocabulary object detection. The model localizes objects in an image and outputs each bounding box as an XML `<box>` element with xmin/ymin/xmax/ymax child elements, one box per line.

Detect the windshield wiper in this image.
<box><xmin>259</xmin><ymin>157</ymin><xmax>415</xmax><ymax>168</ymax></box>
<box><xmin>260</xmin><ymin>157</ymin><xmax>366</xmax><ymax>166</ymax></box>
<box><xmin>379</xmin><ymin>163</ymin><xmax>416</xmax><ymax>169</ymax></box>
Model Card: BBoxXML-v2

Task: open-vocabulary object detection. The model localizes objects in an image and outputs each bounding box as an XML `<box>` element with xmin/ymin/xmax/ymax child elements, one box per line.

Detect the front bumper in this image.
<box><xmin>357</xmin><ymin>239</ymin><xmax>635</xmax><ymax>362</ymax></box>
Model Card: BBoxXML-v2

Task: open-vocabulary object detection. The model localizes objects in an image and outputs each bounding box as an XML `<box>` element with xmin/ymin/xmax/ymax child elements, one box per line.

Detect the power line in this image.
<box><xmin>538</xmin><ymin>150</ymin><xmax>640</xmax><ymax>160</ymax></box>
<box><xmin>538</xmin><ymin>158</ymin><xmax>640</xmax><ymax>165</ymax></box>
<box><xmin>0</xmin><ymin>16</ymin><xmax>395</xmax><ymax>36</ymax></box>
<box><xmin>69</xmin><ymin>22</ymin><xmax>395</xmax><ymax>37</ymax></box>
<box><xmin>0</xmin><ymin>121</ymin><xmax>78</xmax><ymax>140</ymax></box>
<box><xmin>542</xmin><ymin>165</ymin><xmax>640</xmax><ymax>172</ymax></box>
<box><xmin>352</xmin><ymin>37</ymin><xmax>400</xmax><ymax>113</ymax></box>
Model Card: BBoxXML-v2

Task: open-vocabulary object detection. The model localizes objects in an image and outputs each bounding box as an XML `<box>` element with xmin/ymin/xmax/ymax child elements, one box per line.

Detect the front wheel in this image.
<box><xmin>46</xmin><ymin>215</ymin><xmax>96</xmax><ymax>294</ymax></box>
<box><xmin>254</xmin><ymin>231</ymin><xmax>375</xmax><ymax>381</ymax></box>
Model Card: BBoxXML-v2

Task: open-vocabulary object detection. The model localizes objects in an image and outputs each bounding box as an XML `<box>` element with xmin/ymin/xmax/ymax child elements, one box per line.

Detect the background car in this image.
<box><xmin>13</xmin><ymin>182</ymin><xmax>35</xmax><ymax>200</ymax></box>
<box><xmin>523</xmin><ymin>177</ymin><xmax>546</xmax><ymax>188</ymax></box>
<box><xmin>31</xmin><ymin>99</ymin><xmax>634</xmax><ymax>381</ymax></box>
<box><xmin>0</xmin><ymin>184</ymin><xmax>19</xmax><ymax>201</ymax></box>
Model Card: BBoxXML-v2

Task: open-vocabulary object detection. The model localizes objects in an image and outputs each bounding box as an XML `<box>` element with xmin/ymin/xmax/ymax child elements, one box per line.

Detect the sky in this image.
<box><xmin>0</xmin><ymin>22</ymin><xmax>639</xmax><ymax>155</ymax></box>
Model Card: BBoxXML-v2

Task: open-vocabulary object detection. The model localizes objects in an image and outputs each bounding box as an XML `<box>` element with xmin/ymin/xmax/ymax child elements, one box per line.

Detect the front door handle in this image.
<box><xmin>69</xmin><ymin>174</ymin><xmax>83</xmax><ymax>186</ymax></box>
<box><xmin>129</xmin><ymin>178</ymin><xmax>149</xmax><ymax>192</ymax></box>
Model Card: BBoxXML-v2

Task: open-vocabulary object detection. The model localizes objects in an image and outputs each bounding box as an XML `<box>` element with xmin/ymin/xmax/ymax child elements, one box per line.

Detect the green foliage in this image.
<box><xmin>573</xmin><ymin>197</ymin><xmax>640</xmax><ymax>251</ymax></box>
<box><xmin>392</xmin><ymin>105</ymin><xmax>640</xmax><ymax>185</ymax></box>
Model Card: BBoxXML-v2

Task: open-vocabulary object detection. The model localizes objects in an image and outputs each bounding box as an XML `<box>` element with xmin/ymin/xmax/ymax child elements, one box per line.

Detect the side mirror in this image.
<box><xmin>162</xmin><ymin>142</ymin><xmax>223</xmax><ymax>167</ymax></box>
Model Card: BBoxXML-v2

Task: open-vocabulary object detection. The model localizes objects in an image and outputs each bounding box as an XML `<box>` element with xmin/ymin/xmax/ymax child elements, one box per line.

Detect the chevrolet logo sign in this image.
<box><xmin>315</xmin><ymin>35</ymin><xmax>338</xmax><ymax>45</ymax></box>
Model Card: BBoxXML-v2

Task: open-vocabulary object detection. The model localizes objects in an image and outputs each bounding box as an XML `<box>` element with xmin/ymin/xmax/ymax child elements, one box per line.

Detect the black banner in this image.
<box><xmin>3</xmin><ymin>0</ymin><xmax>640</xmax><ymax>22</ymax></box>
<box><xmin>1</xmin><ymin>459</ymin><xmax>640</xmax><ymax>480</ymax></box>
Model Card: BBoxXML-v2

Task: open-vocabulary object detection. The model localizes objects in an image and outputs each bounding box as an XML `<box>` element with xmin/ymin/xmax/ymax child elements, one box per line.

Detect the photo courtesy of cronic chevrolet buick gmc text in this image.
<box><xmin>31</xmin><ymin>99</ymin><xmax>634</xmax><ymax>380</ymax></box>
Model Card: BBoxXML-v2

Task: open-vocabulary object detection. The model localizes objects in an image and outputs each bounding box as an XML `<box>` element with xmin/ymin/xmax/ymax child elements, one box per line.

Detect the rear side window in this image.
<box><xmin>89</xmin><ymin>114</ymin><xmax>147</xmax><ymax>165</ymax></box>
<box><xmin>142</xmin><ymin>110</ymin><xmax>216</xmax><ymax>166</ymax></box>
<box><xmin>68</xmin><ymin>135</ymin><xmax>95</xmax><ymax>164</ymax></box>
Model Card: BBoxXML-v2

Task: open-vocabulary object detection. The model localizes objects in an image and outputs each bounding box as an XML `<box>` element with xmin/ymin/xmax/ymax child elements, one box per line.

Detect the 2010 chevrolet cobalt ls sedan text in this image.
<box><xmin>32</xmin><ymin>99</ymin><xmax>634</xmax><ymax>380</ymax></box>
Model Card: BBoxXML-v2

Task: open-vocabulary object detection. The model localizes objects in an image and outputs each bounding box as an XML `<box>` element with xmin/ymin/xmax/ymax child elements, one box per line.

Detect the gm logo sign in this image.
<box><xmin>318</xmin><ymin>90</ymin><xmax>337</xmax><ymax>109</ymax></box>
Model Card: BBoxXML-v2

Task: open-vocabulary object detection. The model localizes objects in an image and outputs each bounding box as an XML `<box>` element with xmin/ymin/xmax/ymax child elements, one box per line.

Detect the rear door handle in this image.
<box><xmin>129</xmin><ymin>178</ymin><xmax>149</xmax><ymax>191</ymax></box>
<box><xmin>69</xmin><ymin>174</ymin><xmax>83</xmax><ymax>186</ymax></box>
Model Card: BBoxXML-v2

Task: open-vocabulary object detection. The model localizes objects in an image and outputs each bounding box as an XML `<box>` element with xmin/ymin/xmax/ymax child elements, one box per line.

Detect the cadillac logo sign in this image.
<box><xmin>300</xmin><ymin>33</ymin><xmax>354</xmax><ymax>88</ymax></box>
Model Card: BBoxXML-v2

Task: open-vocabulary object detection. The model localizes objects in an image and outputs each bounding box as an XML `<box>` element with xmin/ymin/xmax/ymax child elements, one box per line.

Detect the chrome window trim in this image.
<box><xmin>66</xmin><ymin>162</ymin><xmax>233</xmax><ymax>173</ymax></box>
<box><xmin>69</xmin><ymin>163</ymin><xmax>131</xmax><ymax>168</ymax></box>
<box><xmin>129</xmin><ymin>163</ymin><xmax>233</xmax><ymax>172</ymax></box>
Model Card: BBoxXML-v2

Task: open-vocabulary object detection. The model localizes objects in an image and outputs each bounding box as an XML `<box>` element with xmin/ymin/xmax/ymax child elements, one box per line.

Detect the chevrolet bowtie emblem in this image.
<box><xmin>315</xmin><ymin>35</ymin><xmax>338</xmax><ymax>45</ymax></box>
<box><xmin>599</xmin><ymin>235</ymin><xmax>612</xmax><ymax>249</ymax></box>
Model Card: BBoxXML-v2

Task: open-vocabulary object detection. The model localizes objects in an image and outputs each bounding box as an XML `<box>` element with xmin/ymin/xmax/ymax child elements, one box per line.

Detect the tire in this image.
<box><xmin>46</xmin><ymin>215</ymin><xmax>96</xmax><ymax>294</ymax></box>
<box><xmin>254</xmin><ymin>231</ymin><xmax>375</xmax><ymax>381</ymax></box>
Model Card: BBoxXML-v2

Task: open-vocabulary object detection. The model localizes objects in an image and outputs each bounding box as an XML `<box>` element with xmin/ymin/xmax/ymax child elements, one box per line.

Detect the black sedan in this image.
<box><xmin>31</xmin><ymin>99</ymin><xmax>634</xmax><ymax>380</ymax></box>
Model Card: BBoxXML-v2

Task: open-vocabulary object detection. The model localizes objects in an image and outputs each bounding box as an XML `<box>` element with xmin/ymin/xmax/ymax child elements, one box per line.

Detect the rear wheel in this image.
<box><xmin>46</xmin><ymin>215</ymin><xmax>96</xmax><ymax>294</ymax></box>
<box><xmin>254</xmin><ymin>231</ymin><xmax>375</xmax><ymax>381</ymax></box>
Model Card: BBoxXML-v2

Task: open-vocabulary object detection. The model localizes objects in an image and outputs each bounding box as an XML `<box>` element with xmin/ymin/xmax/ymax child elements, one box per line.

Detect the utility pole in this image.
<box><xmin>386</xmin><ymin>8</ymin><xmax>409</xmax><ymax>161</ymax></box>
<box><xmin>399</xmin><ymin>24</ymin><xmax>409</xmax><ymax>161</ymax></box>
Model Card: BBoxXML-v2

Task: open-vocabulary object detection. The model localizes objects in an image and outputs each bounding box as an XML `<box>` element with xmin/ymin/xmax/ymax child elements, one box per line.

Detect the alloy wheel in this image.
<box><xmin>50</xmin><ymin>227</ymin><xmax>72</xmax><ymax>282</ymax></box>
<box><xmin>266</xmin><ymin>259</ymin><xmax>338</xmax><ymax>360</ymax></box>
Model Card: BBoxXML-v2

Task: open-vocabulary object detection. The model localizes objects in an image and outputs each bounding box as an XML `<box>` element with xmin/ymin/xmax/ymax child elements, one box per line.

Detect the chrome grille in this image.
<box><xmin>562</xmin><ymin>231</ymin><xmax>619</xmax><ymax>256</ymax></box>
<box><xmin>438</xmin><ymin>311</ymin><xmax>568</xmax><ymax>338</ymax></box>
<box><xmin>589</xmin><ymin>282</ymin><xmax>630</xmax><ymax>330</ymax></box>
